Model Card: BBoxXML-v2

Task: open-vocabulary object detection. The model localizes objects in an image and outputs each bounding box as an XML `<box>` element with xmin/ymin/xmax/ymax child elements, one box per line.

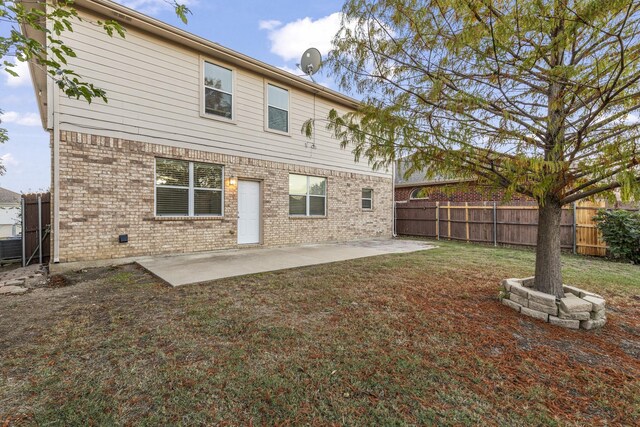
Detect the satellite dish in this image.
<box><xmin>299</xmin><ymin>48</ymin><xmax>322</xmax><ymax>82</ymax></box>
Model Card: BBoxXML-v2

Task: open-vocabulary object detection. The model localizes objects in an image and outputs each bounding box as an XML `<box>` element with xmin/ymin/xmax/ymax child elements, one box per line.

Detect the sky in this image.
<box><xmin>0</xmin><ymin>0</ymin><xmax>347</xmax><ymax>193</ymax></box>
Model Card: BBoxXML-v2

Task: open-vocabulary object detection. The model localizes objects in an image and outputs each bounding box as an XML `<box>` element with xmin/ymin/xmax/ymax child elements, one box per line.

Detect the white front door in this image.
<box><xmin>237</xmin><ymin>180</ymin><xmax>261</xmax><ymax>244</ymax></box>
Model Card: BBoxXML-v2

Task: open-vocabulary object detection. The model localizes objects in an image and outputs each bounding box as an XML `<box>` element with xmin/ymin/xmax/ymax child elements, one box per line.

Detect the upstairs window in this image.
<box><xmin>155</xmin><ymin>158</ymin><xmax>223</xmax><ymax>217</ymax></box>
<box><xmin>204</xmin><ymin>62</ymin><xmax>233</xmax><ymax>119</ymax></box>
<box><xmin>267</xmin><ymin>84</ymin><xmax>289</xmax><ymax>133</ymax></box>
<box><xmin>289</xmin><ymin>174</ymin><xmax>326</xmax><ymax>216</ymax></box>
<box><xmin>362</xmin><ymin>189</ymin><xmax>373</xmax><ymax>210</ymax></box>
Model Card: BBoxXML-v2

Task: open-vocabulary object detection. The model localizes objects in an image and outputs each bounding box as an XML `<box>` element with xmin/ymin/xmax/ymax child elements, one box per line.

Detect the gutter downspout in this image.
<box><xmin>392</xmin><ymin>160</ymin><xmax>397</xmax><ymax>237</ymax></box>
<box><xmin>52</xmin><ymin>79</ymin><xmax>60</xmax><ymax>263</ymax></box>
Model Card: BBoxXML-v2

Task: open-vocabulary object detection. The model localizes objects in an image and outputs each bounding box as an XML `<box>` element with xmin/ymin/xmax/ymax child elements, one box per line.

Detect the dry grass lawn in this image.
<box><xmin>1</xmin><ymin>240</ymin><xmax>639</xmax><ymax>425</ymax></box>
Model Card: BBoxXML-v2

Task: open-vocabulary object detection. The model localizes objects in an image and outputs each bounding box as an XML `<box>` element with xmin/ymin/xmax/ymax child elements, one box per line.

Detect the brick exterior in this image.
<box><xmin>395</xmin><ymin>183</ymin><xmax>532</xmax><ymax>203</ymax></box>
<box><xmin>54</xmin><ymin>131</ymin><xmax>392</xmax><ymax>262</ymax></box>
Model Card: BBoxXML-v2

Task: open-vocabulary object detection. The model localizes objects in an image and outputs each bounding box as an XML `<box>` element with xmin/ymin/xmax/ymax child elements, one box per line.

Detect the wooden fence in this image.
<box><xmin>395</xmin><ymin>200</ymin><xmax>638</xmax><ymax>257</ymax></box>
<box><xmin>22</xmin><ymin>193</ymin><xmax>51</xmax><ymax>265</ymax></box>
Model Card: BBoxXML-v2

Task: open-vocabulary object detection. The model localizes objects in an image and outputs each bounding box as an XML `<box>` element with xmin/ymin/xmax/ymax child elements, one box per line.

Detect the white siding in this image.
<box><xmin>55</xmin><ymin>11</ymin><xmax>389</xmax><ymax>177</ymax></box>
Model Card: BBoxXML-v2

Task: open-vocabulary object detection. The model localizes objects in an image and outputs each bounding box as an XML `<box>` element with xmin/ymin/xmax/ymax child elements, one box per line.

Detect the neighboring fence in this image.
<box><xmin>395</xmin><ymin>200</ymin><xmax>637</xmax><ymax>257</ymax></box>
<box><xmin>22</xmin><ymin>193</ymin><xmax>51</xmax><ymax>265</ymax></box>
<box><xmin>0</xmin><ymin>237</ymin><xmax>22</xmax><ymax>261</ymax></box>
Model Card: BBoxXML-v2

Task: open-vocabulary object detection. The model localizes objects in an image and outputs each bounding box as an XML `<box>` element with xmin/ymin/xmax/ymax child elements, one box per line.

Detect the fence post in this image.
<box><xmin>464</xmin><ymin>202</ymin><xmax>470</xmax><ymax>242</ymax></box>
<box><xmin>572</xmin><ymin>202</ymin><xmax>577</xmax><ymax>255</ymax></box>
<box><xmin>21</xmin><ymin>197</ymin><xmax>26</xmax><ymax>267</ymax></box>
<box><xmin>493</xmin><ymin>202</ymin><xmax>497</xmax><ymax>247</ymax></box>
<box><xmin>38</xmin><ymin>195</ymin><xmax>43</xmax><ymax>265</ymax></box>
<box><xmin>436</xmin><ymin>202</ymin><xmax>440</xmax><ymax>240</ymax></box>
<box><xmin>447</xmin><ymin>201</ymin><xmax>451</xmax><ymax>240</ymax></box>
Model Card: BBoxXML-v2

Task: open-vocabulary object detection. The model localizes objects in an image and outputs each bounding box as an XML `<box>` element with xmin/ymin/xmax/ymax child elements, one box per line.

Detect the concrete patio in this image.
<box><xmin>136</xmin><ymin>239</ymin><xmax>435</xmax><ymax>286</ymax></box>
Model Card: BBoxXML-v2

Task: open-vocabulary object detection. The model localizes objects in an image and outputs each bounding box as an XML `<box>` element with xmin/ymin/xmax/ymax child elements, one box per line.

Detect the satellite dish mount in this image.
<box><xmin>298</xmin><ymin>48</ymin><xmax>322</xmax><ymax>83</ymax></box>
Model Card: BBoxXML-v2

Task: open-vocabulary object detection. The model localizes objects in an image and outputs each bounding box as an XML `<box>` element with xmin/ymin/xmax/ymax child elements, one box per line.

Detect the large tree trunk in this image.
<box><xmin>534</xmin><ymin>199</ymin><xmax>565</xmax><ymax>298</ymax></box>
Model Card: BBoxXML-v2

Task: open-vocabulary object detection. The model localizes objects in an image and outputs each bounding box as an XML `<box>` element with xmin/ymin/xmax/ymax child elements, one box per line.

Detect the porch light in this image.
<box><xmin>228</xmin><ymin>177</ymin><xmax>237</xmax><ymax>186</ymax></box>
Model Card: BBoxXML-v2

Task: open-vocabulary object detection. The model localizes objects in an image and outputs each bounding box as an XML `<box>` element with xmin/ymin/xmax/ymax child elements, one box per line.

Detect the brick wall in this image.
<box><xmin>53</xmin><ymin>131</ymin><xmax>393</xmax><ymax>262</ymax></box>
<box><xmin>395</xmin><ymin>183</ymin><xmax>532</xmax><ymax>203</ymax></box>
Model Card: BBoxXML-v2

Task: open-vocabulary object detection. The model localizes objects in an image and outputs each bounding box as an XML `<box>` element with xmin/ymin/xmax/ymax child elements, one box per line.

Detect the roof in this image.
<box><xmin>395</xmin><ymin>159</ymin><xmax>473</xmax><ymax>187</ymax></box>
<box><xmin>0</xmin><ymin>187</ymin><xmax>21</xmax><ymax>204</ymax></box>
<box><xmin>21</xmin><ymin>0</ymin><xmax>361</xmax><ymax>129</ymax></box>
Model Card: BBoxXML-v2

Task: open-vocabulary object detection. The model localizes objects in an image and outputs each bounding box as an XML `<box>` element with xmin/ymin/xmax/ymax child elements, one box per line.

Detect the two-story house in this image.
<box><xmin>24</xmin><ymin>0</ymin><xmax>393</xmax><ymax>263</ymax></box>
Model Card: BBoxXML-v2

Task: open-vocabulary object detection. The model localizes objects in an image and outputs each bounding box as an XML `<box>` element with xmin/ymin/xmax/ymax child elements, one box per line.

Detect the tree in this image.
<box><xmin>0</xmin><ymin>0</ymin><xmax>190</xmax><ymax>154</ymax></box>
<box><xmin>318</xmin><ymin>0</ymin><xmax>640</xmax><ymax>297</ymax></box>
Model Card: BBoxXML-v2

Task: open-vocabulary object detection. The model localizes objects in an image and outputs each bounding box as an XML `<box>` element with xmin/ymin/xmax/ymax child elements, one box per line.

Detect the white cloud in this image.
<box><xmin>0</xmin><ymin>111</ymin><xmax>41</xmax><ymax>127</ymax></box>
<box><xmin>260</xmin><ymin>12</ymin><xmax>342</xmax><ymax>62</ymax></box>
<box><xmin>4</xmin><ymin>60</ymin><xmax>31</xmax><ymax>87</ymax></box>
<box><xmin>259</xmin><ymin>20</ymin><xmax>282</xmax><ymax>31</ymax></box>
<box><xmin>0</xmin><ymin>153</ymin><xmax>19</xmax><ymax>168</ymax></box>
<box><xmin>278</xmin><ymin>65</ymin><xmax>302</xmax><ymax>76</ymax></box>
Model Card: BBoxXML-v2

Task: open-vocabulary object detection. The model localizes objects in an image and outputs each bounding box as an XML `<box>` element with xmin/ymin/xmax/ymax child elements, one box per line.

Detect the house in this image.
<box><xmin>394</xmin><ymin>159</ymin><xmax>529</xmax><ymax>203</ymax></box>
<box><xmin>0</xmin><ymin>187</ymin><xmax>21</xmax><ymax>238</ymax></box>
<box><xmin>23</xmin><ymin>0</ymin><xmax>393</xmax><ymax>263</ymax></box>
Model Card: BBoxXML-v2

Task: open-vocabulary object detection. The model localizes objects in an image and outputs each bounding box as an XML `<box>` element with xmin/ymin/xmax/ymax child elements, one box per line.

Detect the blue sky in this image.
<box><xmin>0</xmin><ymin>0</ymin><xmax>346</xmax><ymax>193</ymax></box>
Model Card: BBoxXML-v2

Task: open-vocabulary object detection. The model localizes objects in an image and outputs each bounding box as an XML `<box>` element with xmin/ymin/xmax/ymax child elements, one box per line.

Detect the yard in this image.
<box><xmin>1</xmin><ymin>240</ymin><xmax>639</xmax><ymax>425</ymax></box>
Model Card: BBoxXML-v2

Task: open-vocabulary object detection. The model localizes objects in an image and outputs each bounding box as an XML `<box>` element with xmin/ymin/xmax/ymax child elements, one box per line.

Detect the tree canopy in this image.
<box><xmin>323</xmin><ymin>0</ymin><xmax>640</xmax><ymax>205</ymax></box>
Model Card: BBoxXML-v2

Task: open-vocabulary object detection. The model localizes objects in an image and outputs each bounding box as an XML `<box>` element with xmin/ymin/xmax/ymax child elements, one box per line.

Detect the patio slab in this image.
<box><xmin>136</xmin><ymin>239</ymin><xmax>435</xmax><ymax>286</ymax></box>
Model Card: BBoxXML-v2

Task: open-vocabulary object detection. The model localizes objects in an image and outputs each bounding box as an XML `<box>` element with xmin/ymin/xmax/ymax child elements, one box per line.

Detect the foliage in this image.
<box><xmin>319</xmin><ymin>0</ymin><xmax>640</xmax><ymax>206</ymax></box>
<box><xmin>0</xmin><ymin>0</ymin><xmax>190</xmax><ymax>170</ymax></box>
<box><xmin>594</xmin><ymin>209</ymin><xmax>640</xmax><ymax>263</ymax></box>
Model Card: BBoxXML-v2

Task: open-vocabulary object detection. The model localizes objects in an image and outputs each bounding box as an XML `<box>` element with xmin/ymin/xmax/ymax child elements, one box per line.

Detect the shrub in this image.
<box><xmin>593</xmin><ymin>209</ymin><xmax>640</xmax><ymax>264</ymax></box>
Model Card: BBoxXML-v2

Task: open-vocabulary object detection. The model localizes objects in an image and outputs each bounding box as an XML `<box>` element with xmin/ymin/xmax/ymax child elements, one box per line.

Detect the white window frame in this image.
<box><xmin>289</xmin><ymin>174</ymin><xmax>326</xmax><ymax>217</ymax></box>
<box><xmin>200</xmin><ymin>58</ymin><xmax>236</xmax><ymax>123</ymax></box>
<box><xmin>362</xmin><ymin>188</ymin><xmax>373</xmax><ymax>210</ymax></box>
<box><xmin>264</xmin><ymin>81</ymin><xmax>291</xmax><ymax>135</ymax></box>
<box><xmin>155</xmin><ymin>158</ymin><xmax>225</xmax><ymax>217</ymax></box>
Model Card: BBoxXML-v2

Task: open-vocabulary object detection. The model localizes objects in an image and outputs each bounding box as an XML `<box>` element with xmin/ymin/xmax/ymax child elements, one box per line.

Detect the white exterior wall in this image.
<box><xmin>55</xmin><ymin>9</ymin><xmax>388</xmax><ymax>178</ymax></box>
<box><xmin>0</xmin><ymin>205</ymin><xmax>20</xmax><ymax>238</ymax></box>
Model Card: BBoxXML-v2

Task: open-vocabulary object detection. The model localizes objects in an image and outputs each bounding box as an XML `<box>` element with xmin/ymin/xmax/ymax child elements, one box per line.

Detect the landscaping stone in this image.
<box><xmin>509</xmin><ymin>283</ymin><xmax>530</xmax><ymax>298</ymax></box>
<box><xmin>581</xmin><ymin>318</ymin><xmax>606</xmax><ymax>330</ymax></box>
<box><xmin>521</xmin><ymin>277</ymin><xmax>535</xmax><ymax>288</ymax></box>
<box><xmin>502</xmin><ymin>298</ymin><xmax>522</xmax><ymax>312</ymax></box>
<box><xmin>509</xmin><ymin>293</ymin><xmax>528</xmax><ymax>307</ymax></box>
<box><xmin>549</xmin><ymin>316</ymin><xmax>580</xmax><ymax>329</ymax></box>
<box><xmin>500</xmin><ymin>277</ymin><xmax>606</xmax><ymax>330</ymax></box>
<box><xmin>527</xmin><ymin>289</ymin><xmax>557</xmax><ymax>307</ymax></box>
<box><xmin>521</xmin><ymin>307</ymin><xmax>549</xmax><ymax>322</ymax></box>
<box><xmin>558</xmin><ymin>309</ymin><xmax>590</xmax><ymax>321</ymax></box>
<box><xmin>0</xmin><ymin>286</ymin><xmax>28</xmax><ymax>295</ymax></box>
<box><xmin>4</xmin><ymin>279</ymin><xmax>24</xmax><ymax>286</ymax></box>
<box><xmin>560</xmin><ymin>294</ymin><xmax>593</xmax><ymax>313</ymax></box>
<box><xmin>529</xmin><ymin>300</ymin><xmax>558</xmax><ymax>316</ymax></box>
<box><xmin>583</xmin><ymin>295</ymin><xmax>605</xmax><ymax>311</ymax></box>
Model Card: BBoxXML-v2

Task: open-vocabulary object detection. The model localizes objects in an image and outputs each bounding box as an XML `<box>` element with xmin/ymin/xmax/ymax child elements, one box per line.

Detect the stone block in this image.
<box><xmin>529</xmin><ymin>300</ymin><xmax>558</xmax><ymax>316</ymax></box>
<box><xmin>502</xmin><ymin>278</ymin><xmax>522</xmax><ymax>292</ymax></box>
<box><xmin>509</xmin><ymin>293</ymin><xmax>528</xmax><ymax>308</ymax></box>
<box><xmin>583</xmin><ymin>295</ymin><xmax>605</xmax><ymax>312</ymax></box>
<box><xmin>527</xmin><ymin>289</ymin><xmax>557</xmax><ymax>307</ymax></box>
<box><xmin>521</xmin><ymin>307</ymin><xmax>549</xmax><ymax>322</ymax></box>
<box><xmin>0</xmin><ymin>286</ymin><xmax>28</xmax><ymax>295</ymax></box>
<box><xmin>509</xmin><ymin>283</ymin><xmax>530</xmax><ymax>298</ymax></box>
<box><xmin>562</xmin><ymin>285</ymin><xmax>582</xmax><ymax>297</ymax></box>
<box><xmin>591</xmin><ymin>309</ymin><xmax>606</xmax><ymax>320</ymax></box>
<box><xmin>549</xmin><ymin>316</ymin><xmax>580</xmax><ymax>329</ymax></box>
<box><xmin>581</xmin><ymin>318</ymin><xmax>606</xmax><ymax>330</ymax></box>
<box><xmin>560</xmin><ymin>294</ymin><xmax>592</xmax><ymax>313</ymax></box>
<box><xmin>502</xmin><ymin>298</ymin><xmax>522</xmax><ymax>312</ymax></box>
<box><xmin>521</xmin><ymin>277</ymin><xmax>535</xmax><ymax>288</ymax></box>
<box><xmin>4</xmin><ymin>279</ymin><xmax>24</xmax><ymax>286</ymax></box>
<box><xmin>558</xmin><ymin>308</ymin><xmax>590</xmax><ymax>321</ymax></box>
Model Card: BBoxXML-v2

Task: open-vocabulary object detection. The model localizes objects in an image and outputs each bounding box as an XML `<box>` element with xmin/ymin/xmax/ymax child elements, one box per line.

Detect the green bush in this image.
<box><xmin>593</xmin><ymin>209</ymin><xmax>640</xmax><ymax>264</ymax></box>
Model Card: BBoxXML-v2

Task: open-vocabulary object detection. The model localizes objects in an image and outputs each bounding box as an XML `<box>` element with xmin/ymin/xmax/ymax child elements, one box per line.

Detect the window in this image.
<box><xmin>362</xmin><ymin>188</ymin><xmax>373</xmax><ymax>210</ymax></box>
<box><xmin>410</xmin><ymin>187</ymin><xmax>429</xmax><ymax>199</ymax></box>
<box><xmin>289</xmin><ymin>174</ymin><xmax>326</xmax><ymax>216</ymax></box>
<box><xmin>155</xmin><ymin>158</ymin><xmax>223</xmax><ymax>217</ymax></box>
<box><xmin>267</xmin><ymin>83</ymin><xmax>289</xmax><ymax>132</ymax></box>
<box><xmin>204</xmin><ymin>61</ymin><xmax>233</xmax><ymax>119</ymax></box>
